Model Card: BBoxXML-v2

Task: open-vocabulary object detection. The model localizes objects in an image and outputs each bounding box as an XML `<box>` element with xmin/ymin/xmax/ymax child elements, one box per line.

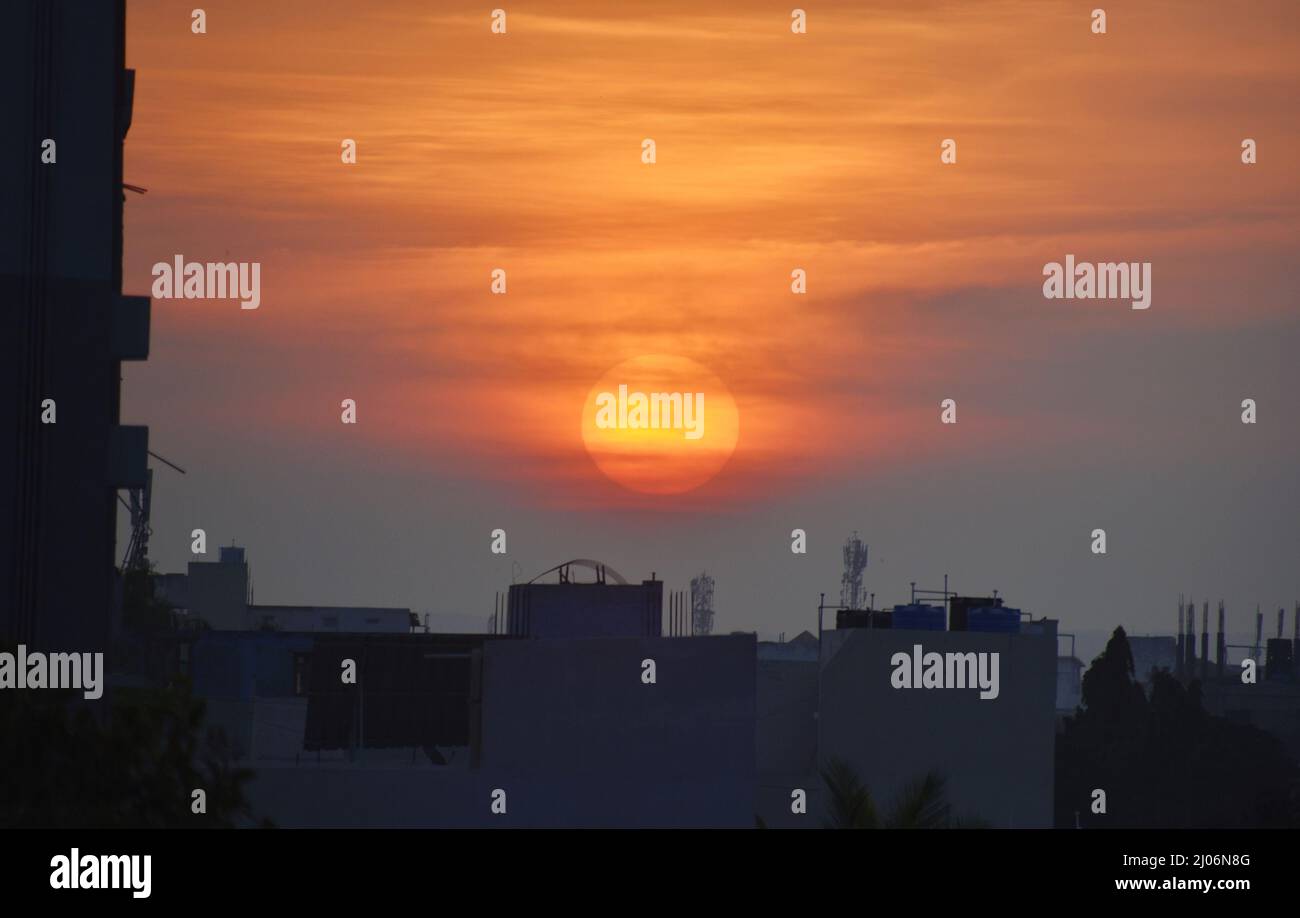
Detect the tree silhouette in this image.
<box><xmin>0</xmin><ymin>669</ymin><xmax>257</xmax><ymax>828</ymax></box>
<box><xmin>821</xmin><ymin>757</ymin><xmax>987</xmax><ymax>828</ymax></box>
<box><xmin>1056</xmin><ymin>626</ymin><xmax>1300</xmax><ymax>828</ymax></box>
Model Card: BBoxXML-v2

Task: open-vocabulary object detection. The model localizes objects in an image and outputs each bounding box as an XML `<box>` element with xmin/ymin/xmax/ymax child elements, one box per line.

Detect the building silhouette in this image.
<box><xmin>1</xmin><ymin>0</ymin><xmax>149</xmax><ymax>654</ymax></box>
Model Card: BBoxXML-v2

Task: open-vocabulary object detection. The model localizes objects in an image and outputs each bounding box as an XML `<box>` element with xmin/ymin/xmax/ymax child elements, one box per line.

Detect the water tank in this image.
<box><xmin>948</xmin><ymin>596</ymin><xmax>1000</xmax><ymax>631</ymax></box>
<box><xmin>968</xmin><ymin>605</ymin><xmax>1021</xmax><ymax>634</ymax></box>
<box><xmin>836</xmin><ymin>609</ymin><xmax>894</xmax><ymax>629</ymax></box>
<box><xmin>836</xmin><ymin>609</ymin><xmax>871</xmax><ymax>629</ymax></box>
<box><xmin>891</xmin><ymin>603</ymin><xmax>945</xmax><ymax>631</ymax></box>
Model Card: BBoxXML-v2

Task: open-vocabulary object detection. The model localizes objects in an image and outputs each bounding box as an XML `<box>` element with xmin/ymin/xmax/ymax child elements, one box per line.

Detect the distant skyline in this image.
<box><xmin>121</xmin><ymin>0</ymin><xmax>1300</xmax><ymax>660</ymax></box>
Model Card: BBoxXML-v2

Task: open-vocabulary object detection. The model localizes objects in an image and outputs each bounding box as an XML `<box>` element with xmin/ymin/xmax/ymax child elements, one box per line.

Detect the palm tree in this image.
<box><xmin>821</xmin><ymin>757</ymin><xmax>987</xmax><ymax>828</ymax></box>
<box><xmin>821</xmin><ymin>757</ymin><xmax>881</xmax><ymax>828</ymax></box>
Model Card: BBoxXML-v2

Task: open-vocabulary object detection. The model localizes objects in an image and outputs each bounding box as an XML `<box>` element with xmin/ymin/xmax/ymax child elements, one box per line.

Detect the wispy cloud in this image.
<box><xmin>125</xmin><ymin>0</ymin><xmax>1300</xmax><ymax>509</ymax></box>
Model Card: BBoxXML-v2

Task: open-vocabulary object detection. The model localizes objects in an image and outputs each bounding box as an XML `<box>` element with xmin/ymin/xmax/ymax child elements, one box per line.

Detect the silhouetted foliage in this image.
<box><xmin>117</xmin><ymin>566</ymin><xmax>184</xmax><ymax>684</ymax></box>
<box><xmin>822</xmin><ymin>757</ymin><xmax>881</xmax><ymax>828</ymax></box>
<box><xmin>0</xmin><ymin>642</ymin><xmax>257</xmax><ymax>828</ymax></box>
<box><xmin>122</xmin><ymin>566</ymin><xmax>174</xmax><ymax>633</ymax></box>
<box><xmin>1056</xmin><ymin>626</ymin><xmax>1300</xmax><ymax>828</ymax></box>
<box><xmin>821</xmin><ymin>757</ymin><xmax>987</xmax><ymax>828</ymax></box>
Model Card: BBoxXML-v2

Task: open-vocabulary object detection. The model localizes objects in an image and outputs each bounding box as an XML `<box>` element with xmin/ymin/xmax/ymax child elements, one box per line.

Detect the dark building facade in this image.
<box><xmin>1</xmin><ymin>0</ymin><xmax>148</xmax><ymax>653</ymax></box>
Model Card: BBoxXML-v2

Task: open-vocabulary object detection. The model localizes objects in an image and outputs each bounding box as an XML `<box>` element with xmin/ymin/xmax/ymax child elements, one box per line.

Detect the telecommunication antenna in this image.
<box><xmin>119</xmin><ymin>449</ymin><xmax>186</xmax><ymax>571</ymax></box>
<box><xmin>840</xmin><ymin>531</ymin><xmax>869</xmax><ymax>610</ymax></box>
<box><xmin>690</xmin><ymin>571</ymin><xmax>715</xmax><ymax>636</ymax></box>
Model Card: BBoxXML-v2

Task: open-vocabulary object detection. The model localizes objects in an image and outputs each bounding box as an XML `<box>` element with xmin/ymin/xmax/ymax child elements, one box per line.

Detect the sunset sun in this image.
<box><xmin>581</xmin><ymin>354</ymin><xmax>739</xmax><ymax>495</ymax></box>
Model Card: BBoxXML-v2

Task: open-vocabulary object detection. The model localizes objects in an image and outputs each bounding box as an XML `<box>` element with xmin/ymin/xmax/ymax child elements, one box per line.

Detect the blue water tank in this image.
<box><xmin>968</xmin><ymin>605</ymin><xmax>1021</xmax><ymax>633</ymax></box>
<box><xmin>891</xmin><ymin>603</ymin><xmax>945</xmax><ymax>631</ymax></box>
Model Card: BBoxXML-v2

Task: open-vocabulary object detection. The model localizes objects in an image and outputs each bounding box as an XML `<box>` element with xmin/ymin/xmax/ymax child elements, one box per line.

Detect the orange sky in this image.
<box><xmin>123</xmin><ymin>0</ymin><xmax>1299</xmax><ymax>511</ymax></box>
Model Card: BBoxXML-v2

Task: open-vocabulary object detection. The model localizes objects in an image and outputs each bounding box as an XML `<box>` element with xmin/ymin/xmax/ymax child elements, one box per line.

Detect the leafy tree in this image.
<box><xmin>1080</xmin><ymin>625</ymin><xmax>1148</xmax><ymax>725</ymax></box>
<box><xmin>1056</xmin><ymin>626</ymin><xmax>1300</xmax><ymax>828</ymax></box>
<box><xmin>0</xmin><ymin>641</ymin><xmax>260</xmax><ymax>828</ymax></box>
<box><xmin>117</xmin><ymin>566</ymin><xmax>183</xmax><ymax>685</ymax></box>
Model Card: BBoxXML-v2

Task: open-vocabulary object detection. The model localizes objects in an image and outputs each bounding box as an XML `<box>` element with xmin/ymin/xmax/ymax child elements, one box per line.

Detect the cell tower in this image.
<box><xmin>840</xmin><ymin>531</ymin><xmax>869</xmax><ymax>610</ymax></box>
<box><xmin>690</xmin><ymin>572</ymin><xmax>715</xmax><ymax>636</ymax></box>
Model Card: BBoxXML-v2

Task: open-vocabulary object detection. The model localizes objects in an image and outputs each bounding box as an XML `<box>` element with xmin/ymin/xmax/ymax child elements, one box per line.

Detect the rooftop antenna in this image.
<box><xmin>1177</xmin><ymin>596</ymin><xmax>1185</xmax><ymax>678</ymax></box>
<box><xmin>840</xmin><ymin>532</ymin><xmax>869</xmax><ymax>610</ymax></box>
<box><xmin>690</xmin><ymin>571</ymin><xmax>715</xmax><ymax>636</ymax></box>
<box><xmin>1200</xmin><ymin>602</ymin><xmax>1209</xmax><ymax>682</ymax></box>
<box><xmin>120</xmin><ymin>448</ymin><xmax>187</xmax><ymax>571</ymax></box>
<box><xmin>1216</xmin><ymin>601</ymin><xmax>1225</xmax><ymax>680</ymax></box>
